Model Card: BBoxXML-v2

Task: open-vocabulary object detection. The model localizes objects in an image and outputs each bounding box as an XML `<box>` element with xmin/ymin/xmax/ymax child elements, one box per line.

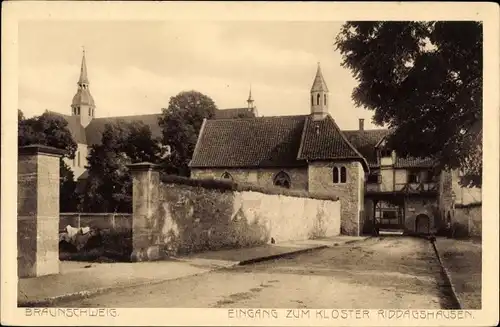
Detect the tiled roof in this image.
<box><xmin>190</xmin><ymin>114</ymin><xmax>369</xmax><ymax>171</ymax></box>
<box><xmin>85</xmin><ymin>114</ymin><xmax>162</xmax><ymax>146</ymax></box>
<box><xmin>46</xmin><ymin>111</ymin><xmax>87</xmax><ymax>144</ymax></box>
<box><xmin>55</xmin><ymin>107</ymin><xmax>253</xmax><ymax>146</ymax></box>
<box><xmin>190</xmin><ymin>115</ymin><xmax>308</xmax><ymax>168</ymax></box>
<box><xmin>297</xmin><ymin>115</ymin><xmax>368</xmax><ymax>171</ymax></box>
<box><xmin>343</xmin><ymin>129</ymin><xmax>389</xmax><ymax>168</ymax></box>
<box><xmin>394</xmin><ymin>157</ymin><xmax>436</xmax><ymax>168</ymax></box>
<box><xmin>213</xmin><ymin>107</ymin><xmax>256</xmax><ymax>119</ymax></box>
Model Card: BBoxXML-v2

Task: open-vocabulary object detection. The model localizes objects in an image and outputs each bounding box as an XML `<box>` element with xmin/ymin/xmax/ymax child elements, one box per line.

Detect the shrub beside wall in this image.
<box><xmin>161</xmin><ymin>174</ymin><xmax>339</xmax><ymax>202</ymax></box>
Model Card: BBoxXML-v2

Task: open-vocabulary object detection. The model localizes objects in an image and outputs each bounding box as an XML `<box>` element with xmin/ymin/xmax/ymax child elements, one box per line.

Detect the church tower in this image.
<box><xmin>310</xmin><ymin>62</ymin><xmax>329</xmax><ymax>121</ymax></box>
<box><xmin>247</xmin><ymin>86</ymin><xmax>258</xmax><ymax>117</ymax></box>
<box><xmin>71</xmin><ymin>49</ymin><xmax>95</xmax><ymax>127</ymax></box>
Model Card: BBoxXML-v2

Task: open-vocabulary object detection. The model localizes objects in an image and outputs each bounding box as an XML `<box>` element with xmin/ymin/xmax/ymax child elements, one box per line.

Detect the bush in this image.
<box><xmin>160</xmin><ymin>174</ymin><xmax>339</xmax><ymax>202</ymax></box>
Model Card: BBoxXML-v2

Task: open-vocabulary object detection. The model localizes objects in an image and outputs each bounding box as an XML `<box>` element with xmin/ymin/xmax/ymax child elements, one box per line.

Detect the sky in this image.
<box><xmin>18</xmin><ymin>20</ymin><xmax>380</xmax><ymax>130</ymax></box>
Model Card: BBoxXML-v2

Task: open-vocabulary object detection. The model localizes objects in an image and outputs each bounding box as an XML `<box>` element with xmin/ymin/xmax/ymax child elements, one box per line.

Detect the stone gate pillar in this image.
<box><xmin>18</xmin><ymin>145</ymin><xmax>65</xmax><ymax>278</ymax></box>
<box><xmin>128</xmin><ymin>162</ymin><xmax>162</xmax><ymax>262</ymax></box>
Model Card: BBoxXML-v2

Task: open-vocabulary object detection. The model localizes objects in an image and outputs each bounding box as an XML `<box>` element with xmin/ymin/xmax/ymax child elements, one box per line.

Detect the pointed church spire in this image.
<box><xmin>247</xmin><ymin>85</ymin><xmax>254</xmax><ymax>109</ymax></box>
<box><xmin>78</xmin><ymin>47</ymin><xmax>89</xmax><ymax>85</ymax></box>
<box><xmin>72</xmin><ymin>47</ymin><xmax>95</xmax><ymax>127</ymax></box>
<box><xmin>311</xmin><ymin>62</ymin><xmax>329</xmax><ymax>93</ymax></box>
<box><xmin>310</xmin><ymin>62</ymin><xmax>329</xmax><ymax>121</ymax></box>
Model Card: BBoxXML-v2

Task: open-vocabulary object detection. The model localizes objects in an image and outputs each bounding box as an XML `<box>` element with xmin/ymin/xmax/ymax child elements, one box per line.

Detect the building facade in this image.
<box><xmin>189</xmin><ymin>63</ymin><xmax>481</xmax><ymax>236</ymax></box>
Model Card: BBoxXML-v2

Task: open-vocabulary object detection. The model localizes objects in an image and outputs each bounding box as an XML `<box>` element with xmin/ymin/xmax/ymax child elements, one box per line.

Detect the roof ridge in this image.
<box><xmin>209</xmin><ymin>114</ymin><xmax>307</xmax><ymax>121</ymax></box>
<box><xmin>296</xmin><ymin>115</ymin><xmax>310</xmax><ymax>160</ymax></box>
<box><xmin>326</xmin><ymin>115</ymin><xmax>370</xmax><ymax>172</ymax></box>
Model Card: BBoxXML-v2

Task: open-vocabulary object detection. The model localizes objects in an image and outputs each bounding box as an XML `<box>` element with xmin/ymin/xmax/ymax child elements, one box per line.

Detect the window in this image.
<box><xmin>380</xmin><ymin>149</ymin><xmax>392</xmax><ymax>157</ymax></box>
<box><xmin>273</xmin><ymin>171</ymin><xmax>291</xmax><ymax>188</ymax></box>
<box><xmin>367</xmin><ymin>171</ymin><xmax>380</xmax><ymax>184</ymax></box>
<box><xmin>89</xmin><ymin>108</ymin><xmax>91</xmax><ymax>116</ymax></box>
<box><xmin>311</xmin><ymin>94</ymin><xmax>313</xmax><ymax>106</ymax></box>
<box><xmin>333</xmin><ymin>167</ymin><xmax>339</xmax><ymax>183</ymax></box>
<box><xmin>77</xmin><ymin>151</ymin><xmax>80</xmax><ymax>167</ymax></box>
<box><xmin>316</xmin><ymin>94</ymin><xmax>320</xmax><ymax>105</ymax></box>
<box><xmin>340</xmin><ymin>167</ymin><xmax>347</xmax><ymax>183</ymax></box>
<box><xmin>324</xmin><ymin>94</ymin><xmax>327</xmax><ymax>105</ymax></box>
<box><xmin>408</xmin><ymin>170</ymin><xmax>419</xmax><ymax>183</ymax></box>
<box><xmin>221</xmin><ymin>172</ymin><xmax>233</xmax><ymax>181</ymax></box>
<box><xmin>333</xmin><ymin>166</ymin><xmax>347</xmax><ymax>184</ymax></box>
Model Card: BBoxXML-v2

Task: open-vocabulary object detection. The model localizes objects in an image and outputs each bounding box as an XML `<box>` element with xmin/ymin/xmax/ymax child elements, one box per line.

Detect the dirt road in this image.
<box><xmin>58</xmin><ymin>236</ymin><xmax>458</xmax><ymax>308</ymax></box>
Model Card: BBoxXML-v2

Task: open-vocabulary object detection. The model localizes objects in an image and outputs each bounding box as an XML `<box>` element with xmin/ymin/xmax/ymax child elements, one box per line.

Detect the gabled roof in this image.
<box><xmin>190</xmin><ymin>114</ymin><xmax>369</xmax><ymax>171</ymax></box>
<box><xmin>213</xmin><ymin>107</ymin><xmax>255</xmax><ymax>119</ymax></box>
<box><xmin>343</xmin><ymin>129</ymin><xmax>389</xmax><ymax>168</ymax></box>
<box><xmin>85</xmin><ymin>113</ymin><xmax>162</xmax><ymax>146</ymax></box>
<box><xmin>190</xmin><ymin>115</ymin><xmax>308</xmax><ymax>168</ymax></box>
<box><xmin>297</xmin><ymin>115</ymin><xmax>368</xmax><ymax>171</ymax></box>
<box><xmin>53</xmin><ymin>107</ymin><xmax>256</xmax><ymax>146</ymax></box>
<box><xmin>46</xmin><ymin>111</ymin><xmax>87</xmax><ymax>144</ymax></box>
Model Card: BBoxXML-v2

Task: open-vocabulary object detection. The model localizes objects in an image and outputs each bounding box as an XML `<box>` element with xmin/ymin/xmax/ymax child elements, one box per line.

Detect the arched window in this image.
<box><xmin>324</xmin><ymin>94</ymin><xmax>327</xmax><ymax>105</ymax></box>
<box><xmin>221</xmin><ymin>172</ymin><xmax>233</xmax><ymax>181</ymax></box>
<box><xmin>333</xmin><ymin>166</ymin><xmax>347</xmax><ymax>184</ymax></box>
<box><xmin>333</xmin><ymin>167</ymin><xmax>339</xmax><ymax>183</ymax></box>
<box><xmin>340</xmin><ymin>167</ymin><xmax>347</xmax><ymax>183</ymax></box>
<box><xmin>273</xmin><ymin>171</ymin><xmax>291</xmax><ymax>188</ymax></box>
<box><xmin>316</xmin><ymin>94</ymin><xmax>320</xmax><ymax>105</ymax></box>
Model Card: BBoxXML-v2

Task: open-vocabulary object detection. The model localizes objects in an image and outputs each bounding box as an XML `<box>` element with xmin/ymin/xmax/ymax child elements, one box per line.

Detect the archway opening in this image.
<box><xmin>415</xmin><ymin>214</ymin><xmax>431</xmax><ymax>234</ymax></box>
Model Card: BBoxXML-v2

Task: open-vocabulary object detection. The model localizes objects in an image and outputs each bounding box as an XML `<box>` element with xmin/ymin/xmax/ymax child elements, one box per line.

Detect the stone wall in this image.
<box><xmin>453</xmin><ymin>204</ymin><xmax>482</xmax><ymax>238</ymax></box>
<box><xmin>308</xmin><ymin>161</ymin><xmax>363</xmax><ymax>236</ymax></box>
<box><xmin>403</xmin><ymin>198</ymin><xmax>439</xmax><ymax>234</ymax></box>
<box><xmin>190</xmin><ymin>167</ymin><xmax>308</xmax><ymax>190</ymax></box>
<box><xmin>60</xmin><ymin>213</ymin><xmax>132</xmax><ymax>232</ymax></box>
<box><xmin>129</xmin><ymin>164</ymin><xmax>341</xmax><ymax>261</ymax></box>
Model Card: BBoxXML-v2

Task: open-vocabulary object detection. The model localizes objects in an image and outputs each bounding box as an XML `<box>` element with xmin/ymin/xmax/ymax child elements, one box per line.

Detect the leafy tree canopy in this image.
<box><xmin>82</xmin><ymin>120</ymin><xmax>161</xmax><ymax>213</ymax></box>
<box><xmin>18</xmin><ymin>110</ymin><xmax>77</xmax><ymax>159</ymax></box>
<box><xmin>158</xmin><ymin>90</ymin><xmax>218</xmax><ymax>176</ymax></box>
<box><xmin>18</xmin><ymin>110</ymin><xmax>79</xmax><ymax>211</ymax></box>
<box><xmin>335</xmin><ymin>21</ymin><xmax>482</xmax><ymax>187</ymax></box>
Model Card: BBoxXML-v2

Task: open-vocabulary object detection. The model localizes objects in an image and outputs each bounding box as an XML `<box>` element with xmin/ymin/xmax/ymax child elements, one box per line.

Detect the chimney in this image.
<box><xmin>359</xmin><ymin>118</ymin><xmax>365</xmax><ymax>131</ymax></box>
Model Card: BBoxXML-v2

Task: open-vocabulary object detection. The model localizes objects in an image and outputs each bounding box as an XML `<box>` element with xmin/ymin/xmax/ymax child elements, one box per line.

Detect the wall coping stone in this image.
<box><xmin>127</xmin><ymin>162</ymin><xmax>161</xmax><ymax>172</ymax></box>
<box><xmin>18</xmin><ymin>144</ymin><xmax>66</xmax><ymax>157</ymax></box>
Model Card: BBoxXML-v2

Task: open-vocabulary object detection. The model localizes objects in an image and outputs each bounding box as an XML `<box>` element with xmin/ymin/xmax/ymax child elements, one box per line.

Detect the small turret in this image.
<box><xmin>310</xmin><ymin>62</ymin><xmax>329</xmax><ymax>121</ymax></box>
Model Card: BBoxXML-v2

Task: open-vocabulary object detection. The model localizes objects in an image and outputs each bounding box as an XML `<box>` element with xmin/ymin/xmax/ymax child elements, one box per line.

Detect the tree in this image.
<box><xmin>158</xmin><ymin>91</ymin><xmax>218</xmax><ymax>176</ymax></box>
<box><xmin>18</xmin><ymin>110</ymin><xmax>78</xmax><ymax>158</ymax></box>
<box><xmin>82</xmin><ymin>120</ymin><xmax>161</xmax><ymax>213</ymax></box>
<box><xmin>335</xmin><ymin>21</ymin><xmax>482</xmax><ymax>187</ymax></box>
<box><xmin>18</xmin><ymin>110</ymin><xmax>80</xmax><ymax>211</ymax></box>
